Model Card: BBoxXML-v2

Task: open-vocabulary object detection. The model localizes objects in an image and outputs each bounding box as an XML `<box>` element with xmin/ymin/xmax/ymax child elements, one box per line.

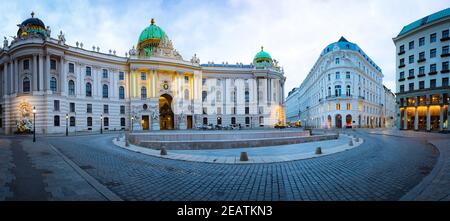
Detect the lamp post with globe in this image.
<box><xmin>32</xmin><ymin>106</ymin><xmax>36</xmax><ymax>142</ymax></box>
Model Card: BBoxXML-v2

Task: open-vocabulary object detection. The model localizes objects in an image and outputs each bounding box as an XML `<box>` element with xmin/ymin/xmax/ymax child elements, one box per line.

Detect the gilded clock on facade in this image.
<box><xmin>163</xmin><ymin>81</ymin><xmax>169</xmax><ymax>90</ymax></box>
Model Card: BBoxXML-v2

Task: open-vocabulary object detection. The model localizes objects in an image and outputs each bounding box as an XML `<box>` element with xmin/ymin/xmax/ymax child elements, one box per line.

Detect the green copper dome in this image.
<box><xmin>137</xmin><ymin>18</ymin><xmax>166</xmax><ymax>56</ymax></box>
<box><xmin>254</xmin><ymin>46</ymin><xmax>272</xmax><ymax>62</ymax></box>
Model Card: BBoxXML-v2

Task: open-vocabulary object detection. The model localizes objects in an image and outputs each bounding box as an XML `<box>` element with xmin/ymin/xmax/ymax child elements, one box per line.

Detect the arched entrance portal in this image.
<box><xmin>335</xmin><ymin>114</ymin><xmax>342</xmax><ymax>128</ymax></box>
<box><xmin>327</xmin><ymin>115</ymin><xmax>332</xmax><ymax>129</ymax></box>
<box><xmin>159</xmin><ymin>94</ymin><xmax>174</xmax><ymax>130</ymax></box>
<box><xmin>346</xmin><ymin>114</ymin><xmax>352</xmax><ymax>128</ymax></box>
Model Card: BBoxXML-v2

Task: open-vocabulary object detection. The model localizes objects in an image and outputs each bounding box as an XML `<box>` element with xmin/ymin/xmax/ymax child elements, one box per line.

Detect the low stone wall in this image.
<box><xmin>130</xmin><ymin>134</ymin><xmax>338</xmax><ymax>150</ymax></box>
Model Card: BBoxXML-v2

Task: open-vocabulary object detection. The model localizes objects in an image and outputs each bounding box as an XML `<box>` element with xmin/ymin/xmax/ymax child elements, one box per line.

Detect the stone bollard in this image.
<box><xmin>240</xmin><ymin>152</ymin><xmax>249</xmax><ymax>161</ymax></box>
<box><xmin>315</xmin><ymin>147</ymin><xmax>322</xmax><ymax>154</ymax></box>
<box><xmin>125</xmin><ymin>132</ymin><xmax>129</xmax><ymax>147</ymax></box>
<box><xmin>160</xmin><ymin>147</ymin><xmax>167</xmax><ymax>156</ymax></box>
<box><xmin>349</xmin><ymin>140</ymin><xmax>354</xmax><ymax>146</ymax></box>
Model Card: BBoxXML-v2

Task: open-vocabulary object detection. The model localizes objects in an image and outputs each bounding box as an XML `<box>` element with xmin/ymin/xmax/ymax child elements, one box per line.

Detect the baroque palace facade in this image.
<box><xmin>0</xmin><ymin>13</ymin><xmax>286</xmax><ymax>134</ymax></box>
<box><xmin>286</xmin><ymin>37</ymin><xmax>395</xmax><ymax>129</ymax></box>
<box><xmin>393</xmin><ymin>7</ymin><xmax>449</xmax><ymax>131</ymax></box>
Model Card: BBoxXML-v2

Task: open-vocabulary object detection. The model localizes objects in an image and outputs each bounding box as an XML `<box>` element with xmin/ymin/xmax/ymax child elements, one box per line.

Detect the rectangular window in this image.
<box><xmin>430</xmin><ymin>64</ymin><xmax>437</xmax><ymax>72</ymax></box>
<box><xmin>120</xmin><ymin>105</ymin><xmax>125</xmax><ymax>114</ymax></box>
<box><xmin>87</xmin><ymin>104</ymin><xmax>92</xmax><ymax>113</ymax></box>
<box><xmin>430</xmin><ymin>48</ymin><xmax>437</xmax><ymax>58</ymax></box>
<box><xmin>141</xmin><ymin>72</ymin><xmax>146</xmax><ymax>80</ymax></box>
<box><xmin>70</xmin><ymin>103</ymin><xmax>75</xmax><ymax>113</ymax></box>
<box><xmin>328</xmin><ymin>74</ymin><xmax>331</xmax><ymax>81</ymax></box>
<box><xmin>399</xmin><ymin>58</ymin><xmax>405</xmax><ymax>66</ymax></box>
<box><xmin>87</xmin><ymin>117</ymin><xmax>92</xmax><ymax>127</ymax></box>
<box><xmin>104</xmin><ymin>117</ymin><xmax>109</xmax><ymax>127</ymax></box>
<box><xmin>346</xmin><ymin>103</ymin><xmax>351</xmax><ymax>110</ymax></box>
<box><xmin>408</xmin><ymin>69</ymin><xmax>414</xmax><ymax>77</ymax></box>
<box><xmin>409</xmin><ymin>83</ymin><xmax>414</xmax><ymax>91</ymax></box>
<box><xmin>53</xmin><ymin>100</ymin><xmax>60</xmax><ymax>111</ymax></box>
<box><xmin>419</xmin><ymin>81</ymin><xmax>425</xmax><ymax>89</ymax></box>
<box><xmin>245</xmin><ymin>107</ymin><xmax>249</xmax><ymax>114</ymax></box>
<box><xmin>419</xmin><ymin>52</ymin><xmax>425</xmax><ymax>60</ymax></box>
<box><xmin>400</xmin><ymin>85</ymin><xmax>404</xmax><ymax>93</ymax></box>
<box><xmin>103</xmin><ymin>105</ymin><xmax>109</xmax><ymax>114</ymax></box>
<box><xmin>335</xmin><ymin>58</ymin><xmax>340</xmax><ymax>64</ymax></box>
<box><xmin>430</xmin><ymin>33</ymin><xmax>437</xmax><ymax>43</ymax></box>
<box><xmin>102</xmin><ymin>69</ymin><xmax>108</xmax><ymax>78</ymax></box>
<box><xmin>50</xmin><ymin>59</ymin><xmax>57</xmax><ymax>70</ymax></box>
<box><xmin>443</xmin><ymin>46</ymin><xmax>449</xmax><ymax>55</ymax></box>
<box><xmin>409</xmin><ymin>55</ymin><xmax>414</xmax><ymax>64</ymax></box>
<box><xmin>430</xmin><ymin>79</ymin><xmax>436</xmax><ymax>88</ymax></box>
<box><xmin>419</xmin><ymin>37</ymin><xmax>425</xmax><ymax>46</ymax></box>
<box><xmin>69</xmin><ymin>63</ymin><xmax>75</xmax><ymax>73</ymax></box>
<box><xmin>335</xmin><ymin>72</ymin><xmax>340</xmax><ymax>80</ymax></box>
<box><xmin>23</xmin><ymin>59</ymin><xmax>30</xmax><ymax>70</ymax></box>
<box><xmin>443</xmin><ymin>77</ymin><xmax>449</xmax><ymax>86</ymax></box>
<box><xmin>70</xmin><ymin>117</ymin><xmax>76</xmax><ymax>127</ymax></box>
<box><xmin>184</xmin><ymin>76</ymin><xmax>189</xmax><ymax>83</ymax></box>
<box><xmin>443</xmin><ymin>29</ymin><xmax>449</xmax><ymax>39</ymax></box>
<box><xmin>86</xmin><ymin>66</ymin><xmax>91</xmax><ymax>76</ymax></box>
<box><xmin>346</xmin><ymin>72</ymin><xmax>350</xmax><ymax>79</ymax></box>
<box><xmin>399</xmin><ymin>45</ymin><xmax>405</xmax><ymax>53</ymax></box>
<box><xmin>408</xmin><ymin>41</ymin><xmax>414</xmax><ymax>50</ymax></box>
<box><xmin>443</xmin><ymin>61</ymin><xmax>449</xmax><ymax>71</ymax></box>
<box><xmin>119</xmin><ymin>72</ymin><xmax>124</xmax><ymax>80</ymax></box>
<box><xmin>121</xmin><ymin>118</ymin><xmax>126</xmax><ymax>127</ymax></box>
<box><xmin>336</xmin><ymin>103</ymin><xmax>340</xmax><ymax>111</ymax></box>
<box><xmin>419</xmin><ymin>66</ymin><xmax>425</xmax><ymax>75</ymax></box>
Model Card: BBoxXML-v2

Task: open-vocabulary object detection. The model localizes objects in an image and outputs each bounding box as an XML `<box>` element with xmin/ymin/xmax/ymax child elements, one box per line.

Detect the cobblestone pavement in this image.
<box><xmin>0</xmin><ymin>137</ymin><xmax>106</xmax><ymax>201</ymax></box>
<box><xmin>44</xmin><ymin>130</ymin><xmax>439</xmax><ymax>201</ymax></box>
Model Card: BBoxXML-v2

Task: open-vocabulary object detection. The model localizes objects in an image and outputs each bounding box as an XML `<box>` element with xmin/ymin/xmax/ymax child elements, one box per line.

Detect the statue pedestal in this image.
<box><xmin>179</xmin><ymin>122</ymin><xmax>186</xmax><ymax>130</ymax></box>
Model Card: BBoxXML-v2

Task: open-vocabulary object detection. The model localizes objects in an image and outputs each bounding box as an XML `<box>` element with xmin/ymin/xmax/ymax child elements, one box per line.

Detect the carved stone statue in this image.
<box><xmin>3</xmin><ymin>37</ymin><xmax>8</xmax><ymax>48</ymax></box>
<box><xmin>151</xmin><ymin>110</ymin><xmax>159</xmax><ymax>120</ymax></box>
<box><xmin>129</xmin><ymin>45</ymin><xmax>137</xmax><ymax>56</ymax></box>
<box><xmin>46</xmin><ymin>26</ymin><xmax>51</xmax><ymax>37</ymax></box>
<box><xmin>57</xmin><ymin>30</ymin><xmax>66</xmax><ymax>44</ymax></box>
<box><xmin>190</xmin><ymin>53</ymin><xmax>200</xmax><ymax>64</ymax></box>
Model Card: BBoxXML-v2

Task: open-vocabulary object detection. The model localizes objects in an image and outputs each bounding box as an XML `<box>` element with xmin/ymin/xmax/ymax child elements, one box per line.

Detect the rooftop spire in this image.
<box><xmin>151</xmin><ymin>18</ymin><xmax>155</xmax><ymax>25</ymax></box>
<box><xmin>261</xmin><ymin>46</ymin><xmax>264</xmax><ymax>51</ymax></box>
<box><xmin>338</xmin><ymin>36</ymin><xmax>349</xmax><ymax>42</ymax></box>
<box><xmin>31</xmin><ymin>11</ymin><xmax>35</xmax><ymax>18</ymax></box>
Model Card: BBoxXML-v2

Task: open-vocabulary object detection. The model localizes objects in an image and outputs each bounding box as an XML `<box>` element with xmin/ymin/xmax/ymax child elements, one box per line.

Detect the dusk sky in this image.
<box><xmin>1</xmin><ymin>0</ymin><xmax>449</xmax><ymax>95</ymax></box>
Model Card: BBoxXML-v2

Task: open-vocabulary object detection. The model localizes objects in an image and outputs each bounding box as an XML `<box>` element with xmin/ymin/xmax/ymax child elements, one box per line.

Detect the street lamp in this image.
<box><xmin>32</xmin><ymin>106</ymin><xmax>36</xmax><ymax>142</ymax></box>
<box><xmin>131</xmin><ymin>116</ymin><xmax>134</xmax><ymax>132</ymax></box>
<box><xmin>65</xmin><ymin>114</ymin><xmax>69</xmax><ymax>136</ymax></box>
<box><xmin>100</xmin><ymin>114</ymin><xmax>103</xmax><ymax>134</ymax></box>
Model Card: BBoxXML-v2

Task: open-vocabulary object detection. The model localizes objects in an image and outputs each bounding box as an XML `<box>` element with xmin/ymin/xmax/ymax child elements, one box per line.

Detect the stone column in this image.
<box><xmin>32</xmin><ymin>54</ymin><xmax>37</xmax><ymax>92</ymax></box>
<box><xmin>440</xmin><ymin>104</ymin><xmax>444</xmax><ymax>131</ymax></box>
<box><xmin>130</xmin><ymin>70</ymin><xmax>134</xmax><ymax>98</ymax></box>
<box><xmin>9</xmin><ymin>61</ymin><xmax>13</xmax><ymax>94</ymax></box>
<box><xmin>60</xmin><ymin>56</ymin><xmax>66</xmax><ymax>95</ymax></box>
<box><xmin>38</xmin><ymin>54</ymin><xmax>44</xmax><ymax>92</ymax></box>
<box><xmin>403</xmin><ymin>107</ymin><xmax>408</xmax><ymax>130</ymax></box>
<box><xmin>135</xmin><ymin>70</ymin><xmax>139</xmax><ymax>99</ymax></box>
<box><xmin>3</xmin><ymin>63</ymin><xmax>7</xmax><ymax>96</ymax></box>
<box><xmin>414</xmin><ymin>97</ymin><xmax>418</xmax><ymax>130</ymax></box>
<box><xmin>14</xmin><ymin>59</ymin><xmax>18</xmax><ymax>94</ymax></box>
<box><xmin>45</xmin><ymin>53</ymin><xmax>51</xmax><ymax>92</ymax></box>
<box><xmin>426</xmin><ymin>105</ymin><xmax>431</xmax><ymax>131</ymax></box>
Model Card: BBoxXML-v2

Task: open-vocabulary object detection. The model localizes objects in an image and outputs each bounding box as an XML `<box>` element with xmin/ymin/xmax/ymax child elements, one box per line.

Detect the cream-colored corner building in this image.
<box><xmin>0</xmin><ymin>13</ymin><xmax>286</xmax><ymax>134</ymax></box>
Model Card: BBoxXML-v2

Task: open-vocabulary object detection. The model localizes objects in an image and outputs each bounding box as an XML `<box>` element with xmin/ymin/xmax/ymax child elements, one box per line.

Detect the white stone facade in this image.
<box><xmin>393</xmin><ymin>8</ymin><xmax>450</xmax><ymax>131</ymax></box>
<box><xmin>286</xmin><ymin>37</ymin><xmax>392</xmax><ymax>129</ymax></box>
<box><xmin>0</xmin><ymin>14</ymin><xmax>285</xmax><ymax>134</ymax></box>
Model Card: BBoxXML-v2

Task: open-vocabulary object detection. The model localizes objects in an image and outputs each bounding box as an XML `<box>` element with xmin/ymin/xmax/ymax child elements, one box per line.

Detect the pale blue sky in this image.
<box><xmin>1</xmin><ymin>0</ymin><xmax>449</xmax><ymax>94</ymax></box>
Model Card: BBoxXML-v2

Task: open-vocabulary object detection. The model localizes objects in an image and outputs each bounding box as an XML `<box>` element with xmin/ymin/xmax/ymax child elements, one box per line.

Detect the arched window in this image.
<box><xmin>231</xmin><ymin>117</ymin><xmax>236</xmax><ymax>125</ymax></box>
<box><xmin>328</xmin><ymin>87</ymin><xmax>331</xmax><ymax>96</ymax></box>
<box><xmin>86</xmin><ymin>82</ymin><xmax>92</xmax><ymax>97</ymax></box>
<box><xmin>141</xmin><ymin>86</ymin><xmax>147</xmax><ymax>99</ymax></box>
<box><xmin>102</xmin><ymin>84</ymin><xmax>108</xmax><ymax>98</ymax></box>
<box><xmin>50</xmin><ymin>77</ymin><xmax>57</xmax><ymax>92</ymax></box>
<box><xmin>119</xmin><ymin>86</ymin><xmax>125</xmax><ymax>99</ymax></box>
<box><xmin>346</xmin><ymin>85</ymin><xmax>351</xmax><ymax>96</ymax></box>
<box><xmin>335</xmin><ymin>85</ymin><xmax>341</xmax><ymax>97</ymax></box>
<box><xmin>23</xmin><ymin>77</ymin><xmax>30</xmax><ymax>93</ymax></box>
<box><xmin>68</xmin><ymin>80</ymin><xmax>75</xmax><ymax>95</ymax></box>
<box><xmin>185</xmin><ymin>89</ymin><xmax>189</xmax><ymax>100</ymax></box>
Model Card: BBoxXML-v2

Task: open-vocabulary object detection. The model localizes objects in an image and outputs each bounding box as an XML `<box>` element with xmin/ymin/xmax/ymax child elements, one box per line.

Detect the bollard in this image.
<box><xmin>315</xmin><ymin>147</ymin><xmax>322</xmax><ymax>154</ymax></box>
<box><xmin>240</xmin><ymin>152</ymin><xmax>249</xmax><ymax>161</ymax></box>
<box><xmin>125</xmin><ymin>132</ymin><xmax>129</xmax><ymax>147</ymax></box>
<box><xmin>160</xmin><ymin>147</ymin><xmax>167</xmax><ymax>156</ymax></box>
<box><xmin>349</xmin><ymin>140</ymin><xmax>354</xmax><ymax>146</ymax></box>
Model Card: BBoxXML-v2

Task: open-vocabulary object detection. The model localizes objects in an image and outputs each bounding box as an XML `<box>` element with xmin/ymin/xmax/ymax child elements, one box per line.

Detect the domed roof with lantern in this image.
<box><xmin>17</xmin><ymin>12</ymin><xmax>49</xmax><ymax>39</ymax></box>
<box><xmin>253</xmin><ymin>46</ymin><xmax>274</xmax><ymax>69</ymax></box>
